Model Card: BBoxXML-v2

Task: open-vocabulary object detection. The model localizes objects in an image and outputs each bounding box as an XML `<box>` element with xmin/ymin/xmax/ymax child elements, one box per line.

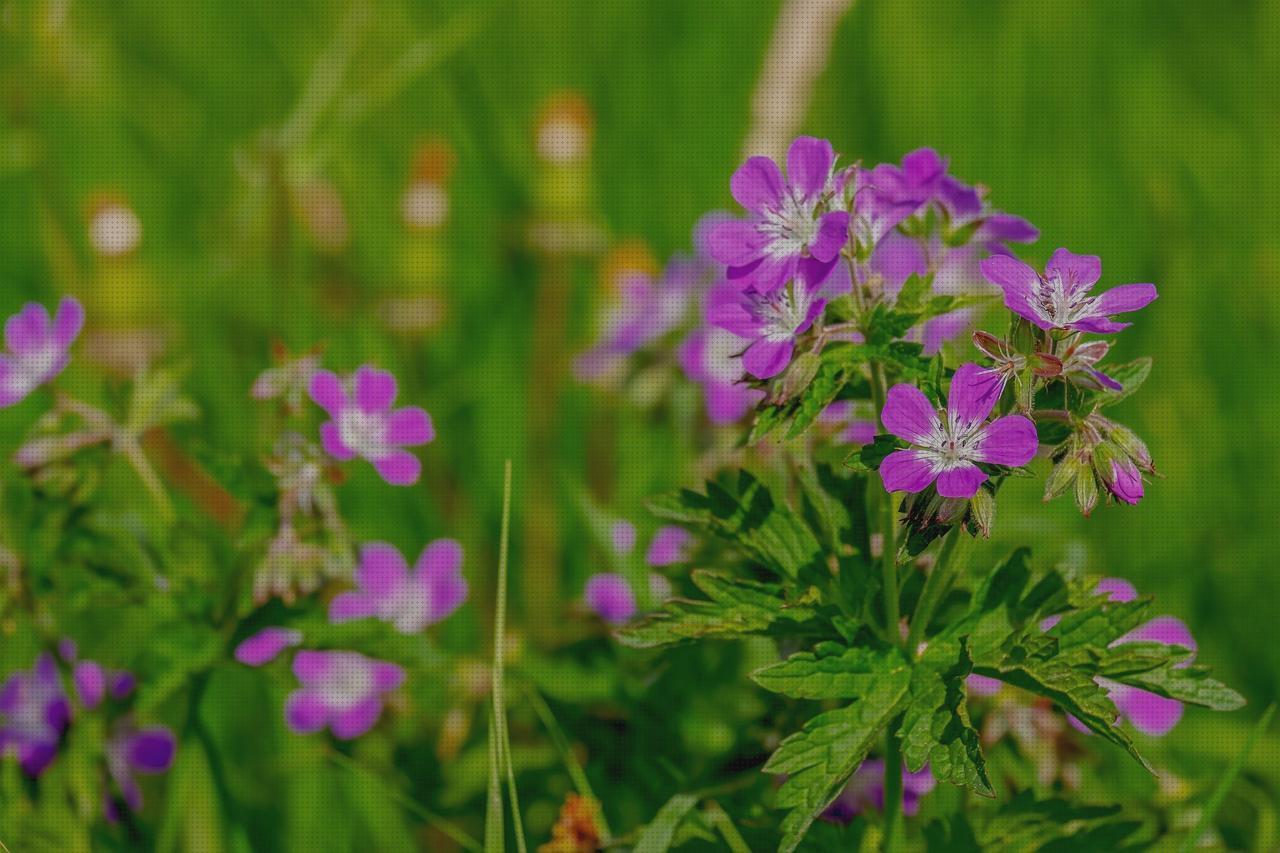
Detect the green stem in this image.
<box><xmin>881</xmin><ymin>718</ymin><xmax>904</xmax><ymax>852</ymax></box>
<box><xmin>868</xmin><ymin>360</ymin><xmax>901</xmax><ymax>646</ymax></box>
<box><xmin>905</xmin><ymin>526</ymin><xmax>964</xmax><ymax>655</ymax></box>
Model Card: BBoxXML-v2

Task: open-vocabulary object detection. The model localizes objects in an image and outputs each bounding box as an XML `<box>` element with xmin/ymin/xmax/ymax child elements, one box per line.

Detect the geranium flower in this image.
<box><xmin>0</xmin><ymin>297</ymin><xmax>85</xmax><ymax>407</ymax></box>
<box><xmin>1048</xmin><ymin>578</ymin><xmax>1196</xmax><ymax>736</ymax></box>
<box><xmin>583</xmin><ymin>573</ymin><xmax>636</xmax><ymax>624</ymax></box>
<box><xmin>706</xmin><ymin>137</ymin><xmax>851</xmax><ymax>293</ymax></box>
<box><xmin>980</xmin><ymin>249</ymin><xmax>1157</xmax><ymax>333</ymax></box>
<box><xmin>821</xmin><ymin>758</ymin><xmax>936</xmax><ymax>822</ymax></box>
<box><xmin>329</xmin><ymin>540</ymin><xmax>467</xmax><ymax>633</ymax></box>
<box><xmin>678</xmin><ymin>326</ymin><xmax>764</xmax><ymax>424</ymax></box>
<box><xmin>285</xmin><ymin>650</ymin><xmax>404</xmax><ymax>740</ymax></box>
<box><xmin>879</xmin><ymin>364</ymin><xmax>1038</xmax><ymax>498</ymax></box>
<box><xmin>575</xmin><ymin>260</ymin><xmax>698</xmax><ymax>381</ymax></box>
<box><xmin>103</xmin><ymin>725</ymin><xmax>176</xmax><ymax>821</ymax></box>
<box><xmin>0</xmin><ymin>654</ymin><xmax>70</xmax><ymax>776</ymax></box>
<box><xmin>586</xmin><ymin>521</ymin><xmax>689</xmax><ymax>623</ymax></box>
<box><xmin>708</xmin><ymin>280</ymin><xmax>825</xmax><ymax>379</ymax></box>
<box><xmin>234</xmin><ymin>627</ymin><xmax>304</xmax><ymax>666</ymax></box>
<box><xmin>309</xmin><ymin>365</ymin><xmax>434</xmax><ymax>486</ymax></box>
<box><xmin>1101</xmin><ymin>457</ymin><xmax>1145</xmax><ymax>505</ymax></box>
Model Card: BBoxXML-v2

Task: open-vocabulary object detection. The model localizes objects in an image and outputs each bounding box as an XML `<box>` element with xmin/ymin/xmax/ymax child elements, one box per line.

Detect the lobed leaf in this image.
<box><xmin>901</xmin><ymin>640</ymin><xmax>994</xmax><ymax>797</ymax></box>
<box><xmin>751</xmin><ymin>642</ymin><xmax>907</xmax><ymax>700</ymax></box>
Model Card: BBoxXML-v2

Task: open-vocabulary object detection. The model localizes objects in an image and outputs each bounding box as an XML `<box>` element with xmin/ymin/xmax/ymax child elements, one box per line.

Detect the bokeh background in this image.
<box><xmin>1</xmin><ymin>0</ymin><xmax>1278</xmax><ymax>849</ymax></box>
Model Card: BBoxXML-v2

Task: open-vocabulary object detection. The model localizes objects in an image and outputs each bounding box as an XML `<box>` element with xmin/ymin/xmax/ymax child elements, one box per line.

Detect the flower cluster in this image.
<box><xmin>582</xmin><ymin>520</ymin><xmax>690</xmax><ymax>624</ymax></box>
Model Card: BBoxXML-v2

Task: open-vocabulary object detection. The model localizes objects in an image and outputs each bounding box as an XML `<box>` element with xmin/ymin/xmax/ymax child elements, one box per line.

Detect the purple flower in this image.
<box><xmin>818</xmin><ymin>401</ymin><xmax>877</xmax><ymax>445</ymax></box>
<box><xmin>609</xmin><ymin>521</ymin><xmax>638</xmax><ymax>555</ymax></box>
<box><xmin>0</xmin><ymin>297</ymin><xmax>85</xmax><ymax>407</ymax></box>
<box><xmin>583</xmin><ymin>573</ymin><xmax>637</xmax><ymax>624</ymax></box>
<box><xmin>646</xmin><ymin>526</ymin><xmax>692</xmax><ymax>567</ymax></box>
<box><xmin>822</xmin><ymin>758</ymin><xmax>936</xmax><ymax>823</ymax></box>
<box><xmin>879</xmin><ymin>364</ymin><xmax>1038</xmax><ymax>498</ymax></box>
<box><xmin>1047</xmin><ymin>578</ymin><xmax>1195</xmax><ymax>736</ymax></box>
<box><xmin>73</xmin><ymin>661</ymin><xmax>106</xmax><ymax>709</ymax></box>
<box><xmin>980</xmin><ymin>249</ymin><xmax>1157</xmax><ymax>333</ymax></box>
<box><xmin>309</xmin><ymin>365</ymin><xmax>435</xmax><ymax>486</ymax></box>
<box><xmin>234</xmin><ymin>627</ymin><xmax>304</xmax><ymax>666</ymax></box>
<box><xmin>708</xmin><ymin>281</ymin><xmax>825</xmax><ymax>379</ymax></box>
<box><xmin>1101</xmin><ymin>458</ymin><xmax>1144</xmax><ymax>505</ymax></box>
<box><xmin>678</xmin><ymin>326</ymin><xmax>765</xmax><ymax>424</ymax></box>
<box><xmin>966</xmin><ymin>674</ymin><xmax>1005</xmax><ymax>697</ymax></box>
<box><xmin>706</xmin><ymin>137</ymin><xmax>851</xmax><ymax>293</ymax></box>
<box><xmin>0</xmin><ymin>654</ymin><xmax>71</xmax><ymax>776</ymax></box>
<box><xmin>284</xmin><ymin>650</ymin><xmax>404</xmax><ymax>740</ymax></box>
<box><xmin>330</xmin><ymin>540</ymin><xmax>467</xmax><ymax>633</ymax></box>
<box><xmin>104</xmin><ymin>726</ymin><xmax>176</xmax><ymax>821</ymax></box>
<box><xmin>575</xmin><ymin>261</ymin><xmax>698</xmax><ymax>381</ymax></box>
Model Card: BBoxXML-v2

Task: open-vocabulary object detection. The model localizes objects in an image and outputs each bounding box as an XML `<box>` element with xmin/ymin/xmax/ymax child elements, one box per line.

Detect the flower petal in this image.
<box><xmin>51</xmin><ymin>297</ymin><xmax>85</xmax><ymax>348</ymax></box>
<box><xmin>584</xmin><ymin>573</ymin><xmax>637</xmax><ymax>624</ymax></box>
<box><xmin>1093</xmin><ymin>577</ymin><xmax>1138</xmax><ymax>603</ymax></box>
<box><xmin>881</xmin><ymin>384</ymin><xmax>939</xmax><ymax>444</ymax></box>
<box><xmin>977</xmin><ymin>415</ymin><xmax>1038</xmax><ymax>467</ymax></box>
<box><xmin>704</xmin><ymin>381</ymin><xmax>759</xmax><ymax>424</ymax></box>
<box><xmin>979</xmin><ymin>254</ymin><xmax>1047</xmax><ymax>328</ymax></box>
<box><xmin>808</xmin><ymin>212</ymin><xmax>850</xmax><ymax>263</ymax></box>
<box><xmin>354</xmin><ymin>365</ymin><xmax>397</xmax><ymax>412</ymax></box>
<box><xmin>1115</xmin><ymin>616</ymin><xmax>1196</xmax><ymax>659</ymax></box>
<box><xmin>786</xmin><ymin>136</ymin><xmax>836</xmax><ymax>198</ymax></box>
<box><xmin>879</xmin><ymin>449</ymin><xmax>938</xmax><ymax>494</ymax></box>
<box><xmin>1094</xmin><ymin>283</ymin><xmax>1157</xmax><ymax>315</ymax></box>
<box><xmin>73</xmin><ymin>661</ymin><xmax>105</xmax><ymax>709</ymax></box>
<box><xmin>0</xmin><ymin>355</ymin><xmax>26</xmax><ymax>407</ymax></box>
<box><xmin>357</xmin><ymin>543</ymin><xmax>410</xmax><ymax>595</ymax></box>
<box><xmin>127</xmin><ymin>729</ymin><xmax>176</xmax><ymax>773</ymax></box>
<box><xmin>707</xmin><ymin>301</ymin><xmax>763</xmax><ymax>338</ymax></box>
<box><xmin>234</xmin><ymin>627</ymin><xmax>303</xmax><ymax>666</ymax></box>
<box><xmin>730</xmin><ymin>156</ymin><xmax>785</xmax><ymax>213</ymax></box>
<box><xmin>373</xmin><ymin>661</ymin><xmax>406</xmax><ymax>692</ymax></box>
<box><xmin>1045</xmin><ymin>248</ymin><xmax>1101</xmax><ymax>293</ymax></box>
<box><xmin>936</xmin><ymin>464</ymin><xmax>988</xmax><ymax>499</ymax></box>
<box><xmin>291</xmin><ymin>650</ymin><xmax>332</xmax><ymax>686</ymax></box>
<box><xmin>705</xmin><ymin>218</ymin><xmax>766</xmax><ymax>267</ymax></box>
<box><xmin>646</xmin><ymin>526</ymin><xmax>692</xmax><ymax>567</ymax></box>
<box><xmin>4</xmin><ymin>303</ymin><xmax>50</xmax><ymax>355</ymax></box>
<box><xmin>742</xmin><ymin>338</ymin><xmax>792</xmax><ymax>379</ymax></box>
<box><xmin>284</xmin><ymin>689</ymin><xmax>330</xmax><ymax>733</ymax></box>
<box><xmin>330</xmin><ymin>697</ymin><xmax>383</xmax><ymax>740</ymax></box>
<box><xmin>319</xmin><ymin>421</ymin><xmax>356</xmax><ymax>460</ymax></box>
<box><xmin>373</xmin><ymin>450</ymin><xmax>421</xmax><ymax>486</ymax></box>
<box><xmin>1109</xmin><ymin>683</ymin><xmax>1183</xmax><ymax>737</ymax></box>
<box><xmin>308</xmin><ymin>370</ymin><xmax>348</xmax><ymax>417</ymax></box>
<box><xmin>947</xmin><ymin>363</ymin><xmax>1003</xmax><ymax>425</ymax></box>
<box><xmin>385</xmin><ymin>406</ymin><xmax>434</xmax><ymax>446</ymax></box>
<box><xmin>1069</xmin><ymin>316</ymin><xmax>1131</xmax><ymax>334</ymax></box>
<box><xmin>328</xmin><ymin>591</ymin><xmax>376</xmax><ymax>623</ymax></box>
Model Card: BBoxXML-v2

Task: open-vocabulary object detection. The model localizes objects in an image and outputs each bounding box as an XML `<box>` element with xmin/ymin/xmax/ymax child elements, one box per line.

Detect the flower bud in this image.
<box><xmin>1103</xmin><ymin>421</ymin><xmax>1154</xmax><ymax>473</ymax></box>
<box><xmin>1074</xmin><ymin>467</ymin><xmax>1099</xmax><ymax>517</ymax></box>
<box><xmin>1099</xmin><ymin>456</ymin><xmax>1144</xmax><ymax>505</ymax></box>
<box><xmin>774</xmin><ymin>351</ymin><xmax>821</xmax><ymax>404</ymax></box>
<box><xmin>969</xmin><ymin>487</ymin><xmax>995</xmax><ymax>539</ymax></box>
<box><xmin>1043</xmin><ymin>454</ymin><xmax>1081</xmax><ymax>502</ymax></box>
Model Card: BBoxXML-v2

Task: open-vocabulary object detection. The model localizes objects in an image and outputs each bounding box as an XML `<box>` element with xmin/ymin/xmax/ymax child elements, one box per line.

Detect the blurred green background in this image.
<box><xmin>2</xmin><ymin>0</ymin><xmax>1278</xmax><ymax>847</ymax></box>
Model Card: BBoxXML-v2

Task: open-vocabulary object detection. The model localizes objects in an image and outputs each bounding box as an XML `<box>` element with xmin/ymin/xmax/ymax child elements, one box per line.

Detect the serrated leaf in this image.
<box><xmin>1111</xmin><ymin>662</ymin><xmax>1246</xmax><ymax>711</ymax></box>
<box><xmin>616</xmin><ymin>571</ymin><xmax>820</xmax><ymax>648</ymax></box>
<box><xmin>752</xmin><ymin>642</ymin><xmax>906</xmax><ymax>700</ymax></box>
<box><xmin>645</xmin><ymin>472</ymin><xmax>823</xmax><ymax>580</ymax></box>
<box><xmin>1085</xmin><ymin>358</ymin><xmax>1152</xmax><ymax>408</ymax></box>
<box><xmin>764</xmin><ymin>670</ymin><xmax>913</xmax><ymax>853</ymax></box>
<box><xmin>1045</xmin><ymin>598</ymin><xmax>1152</xmax><ymax>653</ymax></box>
<box><xmin>901</xmin><ymin>640</ymin><xmax>994</xmax><ymax>796</ymax></box>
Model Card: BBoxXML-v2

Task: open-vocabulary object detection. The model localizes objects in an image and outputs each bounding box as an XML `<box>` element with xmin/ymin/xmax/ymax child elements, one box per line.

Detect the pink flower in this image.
<box><xmin>583</xmin><ymin>573</ymin><xmax>637</xmax><ymax>624</ymax></box>
<box><xmin>707</xmin><ymin>280</ymin><xmax>825</xmax><ymax>379</ymax></box>
<box><xmin>308</xmin><ymin>365</ymin><xmax>434</xmax><ymax>486</ymax></box>
<box><xmin>980</xmin><ymin>248</ymin><xmax>1157</xmax><ymax>333</ymax></box>
<box><xmin>284</xmin><ymin>650</ymin><xmax>404</xmax><ymax>740</ymax></box>
<box><xmin>234</xmin><ymin>627</ymin><xmax>304</xmax><ymax>666</ymax></box>
<box><xmin>329</xmin><ymin>540</ymin><xmax>468</xmax><ymax>633</ymax></box>
<box><xmin>0</xmin><ymin>297</ymin><xmax>84</xmax><ymax>407</ymax></box>
<box><xmin>878</xmin><ymin>364</ymin><xmax>1038</xmax><ymax>498</ymax></box>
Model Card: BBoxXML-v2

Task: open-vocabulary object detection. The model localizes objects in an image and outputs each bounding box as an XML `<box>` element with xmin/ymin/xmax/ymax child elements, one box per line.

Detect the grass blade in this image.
<box><xmin>1179</xmin><ymin>703</ymin><xmax>1276</xmax><ymax>853</ymax></box>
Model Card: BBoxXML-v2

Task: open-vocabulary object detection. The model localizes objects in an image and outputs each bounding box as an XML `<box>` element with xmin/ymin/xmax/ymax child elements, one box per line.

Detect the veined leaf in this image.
<box><xmin>1110</xmin><ymin>662</ymin><xmax>1246</xmax><ymax>712</ymax></box>
<box><xmin>901</xmin><ymin>640</ymin><xmax>993</xmax><ymax>797</ymax></box>
<box><xmin>646</xmin><ymin>471</ymin><xmax>823</xmax><ymax>580</ymax></box>
<box><xmin>764</xmin><ymin>670</ymin><xmax>913</xmax><ymax>853</ymax></box>
<box><xmin>616</xmin><ymin>571</ymin><xmax>821</xmax><ymax>649</ymax></box>
<box><xmin>751</xmin><ymin>642</ymin><xmax>907</xmax><ymax>700</ymax></box>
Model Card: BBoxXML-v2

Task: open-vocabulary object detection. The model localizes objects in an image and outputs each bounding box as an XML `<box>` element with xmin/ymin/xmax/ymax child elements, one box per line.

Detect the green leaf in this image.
<box><xmin>751</xmin><ymin>642</ymin><xmax>907</xmax><ymax>700</ymax></box>
<box><xmin>646</xmin><ymin>472</ymin><xmax>823</xmax><ymax>580</ymax></box>
<box><xmin>847</xmin><ymin>434</ymin><xmax>900</xmax><ymax>473</ymax></box>
<box><xmin>1085</xmin><ymin>358</ymin><xmax>1152</xmax><ymax>408</ymax></box>
<box><xmin>901</xmin><ymin>640</ymin><xmax>994</xmax><ymax>796</ymax></box>
<box><xmin>616</xmin><ymin>570</ymin><xmax>820</xmax><ymax>648</ymax></box>
<box><xmin>1112</xmin><ymin>662</ymin><xmax>1246</xmax><ymax>711</ymax></box>
<box><xmin>928</xmin><ymin>791</ymin><xmax>1137</xmax><ymax>852</ymax></box>
<box><xmin>634</xmin><ymin>794</ymin><xmax>700</xmax><ymax>853</ymax></box>
<box><xmin>895</xmin><ymin>273</ymin><xmax>935</xmax><ymax>312</ymax></box>
<box><xmin>764</xmin><ymin>669</ymin><xmax>913</xmax><ymax>853</ymax></box>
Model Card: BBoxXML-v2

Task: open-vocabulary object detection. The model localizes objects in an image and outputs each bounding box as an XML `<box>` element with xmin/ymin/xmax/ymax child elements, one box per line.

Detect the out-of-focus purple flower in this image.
<box><xmin>575</xmin><ymin>264</ymin><xmax>696</xmax><ymax>381</ymax></box>
<box><xmin>646</xmin><ymin>526</ymin><xmax>692</xmax><ymax>567</ymax></box>
<box><xmin>966</xmin><ymin>674</ymin><xmax>1005</xmax><ymax>697</ymax></box>
<box><xmin>284</xmin><ymin>650</ymin><xmax>404</xmax><ymax>740</ymax></box>
<box><xmin>73</xmin><ymin>661</ymin><xmax>106</xmax><ymax>709</ymax></box>
<box><xmin>678</xmin><ymin>326</ymin><xmax>765</xmax><ymax>424</ymax></box>
<box><xmin>879</xmin><ymin>364</ymin><xmax>1038</xmax><ymax>498</ymax></box>
<box><xmin>817</xmin><ymin>400</ymin><xmax>877</xmax><ymax>445</ymax></box>
<box><xmin>609</xmin><ymin>521</ymin><xmax>638</xmax><ymax>555</ymax></box>
<box><xmin>234</xmin><ymin>627</ymin><xmax>304</xmax><ymax>666</ymax></box>
<box><xmin>309</xmin><ymin>365</ymin><xmax>434</xmax><ymax>486</ymax></box>
<box><xmin>330</xmin><ymin>540</ymin><xmax>468</xmax><ymax>634</ymax></box>
<box><xmin>822</xmin><ymin>758</ymin><xmax>937</xmax><ymax>822</ymax></box>
<box><xmin>708</xmin><ymin>280</ymin><xmax>825</xmax><ymax>379</ymax></box>
<box><xmin>0</xmin><ymin>297</ymin><xmax>85</xmax><ymax>408</ymax></box>
<box><xmin>104</xmin><ymin>725</ymin><xmax>176</xmax><ymax>821</ymax></box>
<box><xmin>0</xmin><ymin>654</ymin><xmax>71</xmax><ymax>776</ymax></box>
<box><xmin>981</xmin><ymin>249</ymin><xmax>1157</xmax><ymax>333</ymax></box>
<box><xmin>1058</xmin><ymin>339</ymin><xmax>1123</xmax><ymax>392</ymax></box>
<box><xmin>1047</xmin><ymin>578</ymin><xmax>1195</xmax><ymax>736</ymax></box>
<box><xmin>1101</xmin><ymin>458</ymin><xmax>1144</xmax><ymax>505</ymax></box>
<box><xmin>706</xmin><ymin>137</ymin><xmax>851</xmax><ymax>293</ymax></box>
<box><xmin>583</xmin><ymin>573</ymin><xmax>637</xmax><ymax>624</ymax></box>
<box><xmin>110</xmin><ymin>672</ymin><xmax>136</xmax><ymax>700</ymax></box>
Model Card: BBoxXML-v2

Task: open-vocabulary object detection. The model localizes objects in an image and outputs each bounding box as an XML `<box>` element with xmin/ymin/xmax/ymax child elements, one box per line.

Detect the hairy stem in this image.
<box><xmin>905</xmin><ymin>525</ymin><xmax>964</xmax><ymax>655</ymax></box>
<box><xmin>868</xmin><ymin>360</ymin><xmax>901</xmax><ymax>645</ymax></box>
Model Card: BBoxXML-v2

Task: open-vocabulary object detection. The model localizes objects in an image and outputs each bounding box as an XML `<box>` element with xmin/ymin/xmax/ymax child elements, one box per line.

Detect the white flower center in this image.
<box><xmin>917</xmin><ymin>411</ymin><xmax>986</xmax><ymax>473</ymax></box>
<box><xmin>702</xmin><ymin>329</ymin><xmax>749</xmax><ymax>383</ymax></box>
<box><xmin>5</xmin><ymin>344</ymin><xmax>62</xmax><ymax>398</ymax></box>
<box><xmin>760</xmin><ymin>191</ymin><xmax>820</xmax><ymax>258</ymax></box>
<box><xmin>338</xmin><ymin>408</ymin><xmax>390</xmax><ymax>459</ymax></box>
<box><xmin>322</xmin><ymin>656</ymin><xmax>375</xmax><ymax>712</ymax></box>
<box><xmin>758</xmin><ymin>285</ymin><xmax>813</xmax><ymax>342</ymax></box>
<box><xmin>1031</xmin><ymin>273</ymin><xmax>1098</xmax><ymax>327</ymax></box>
